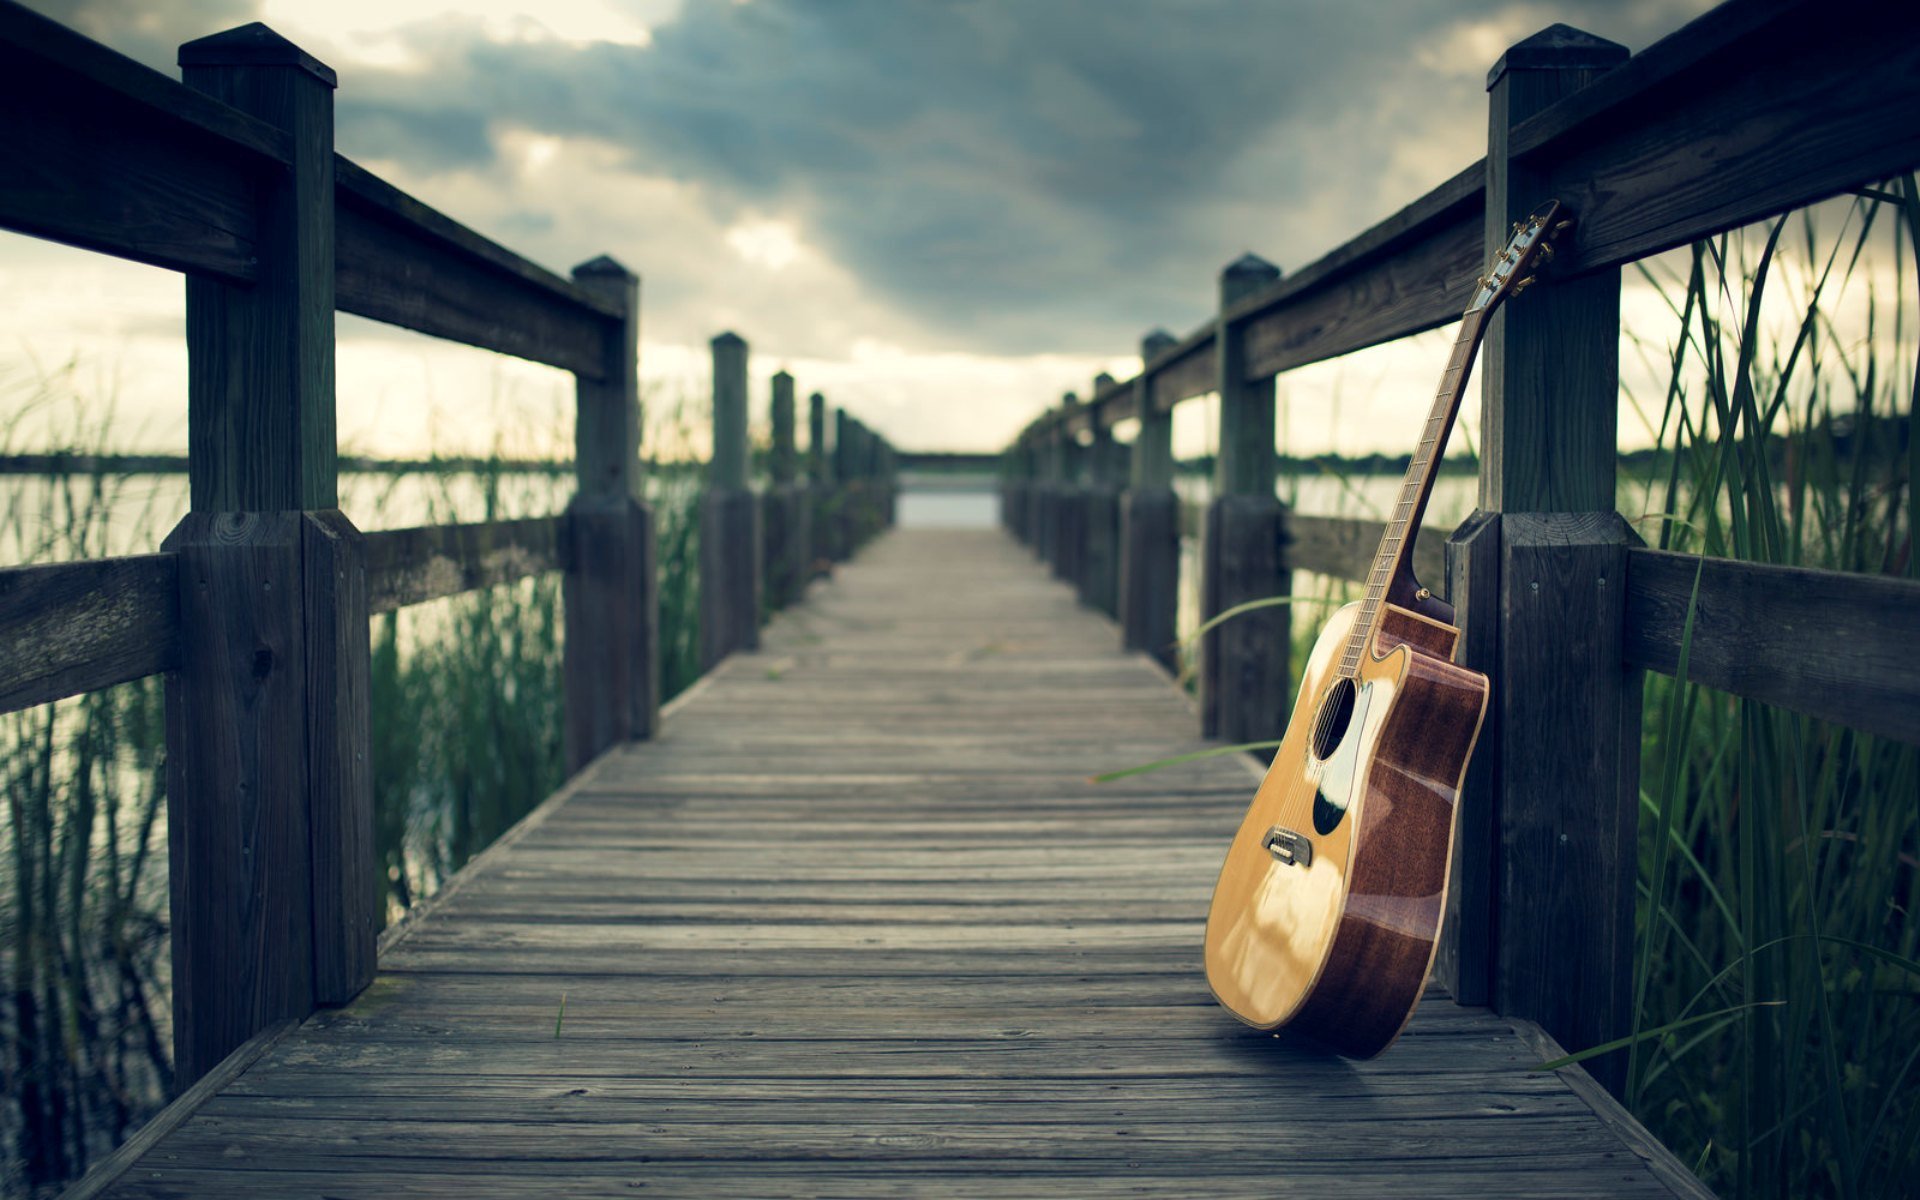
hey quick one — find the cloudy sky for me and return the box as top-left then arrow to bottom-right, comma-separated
3,0 -> 1721,458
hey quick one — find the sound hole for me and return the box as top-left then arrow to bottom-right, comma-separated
1310,678 -> 1357,761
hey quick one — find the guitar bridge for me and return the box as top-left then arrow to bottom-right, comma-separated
1262,826 -> 1313,868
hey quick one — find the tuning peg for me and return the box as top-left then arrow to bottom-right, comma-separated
1510,275 -> 1536,296
1552,220 -> 1575,237
1537,243 -> 1557,262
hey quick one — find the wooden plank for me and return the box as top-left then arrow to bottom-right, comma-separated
1623,548 -> 1920,745
180,25 -> 341,514
300,510 -> 376,1005
1437,510 -> 1500,1006
95,529 -> 1695,1199
1241,163 -> 1485,380
1496,512 -> 1642,1095
1288,512 -> 1445,587
1480,27 -> 1627,516
564,256 -> 657,766
334,159 -> 615,377
0,1 -> 283,281
163,512 -> 317,1085
0,554 -> 179,714
1515,0 -> 1920,281
363,516 -> 563,614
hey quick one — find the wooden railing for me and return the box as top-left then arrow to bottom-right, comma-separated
0,1 -> 892,1087
1000,0 -> 1920,1093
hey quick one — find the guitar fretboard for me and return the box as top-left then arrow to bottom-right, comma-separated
1335,310 -> 1487,679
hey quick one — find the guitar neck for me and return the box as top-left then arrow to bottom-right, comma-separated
1336,309 -> 1489,678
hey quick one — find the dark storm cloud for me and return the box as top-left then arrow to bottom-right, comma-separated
24,0 -> 1716,355
26,0 -> 261,70
331,0 -> 1712,353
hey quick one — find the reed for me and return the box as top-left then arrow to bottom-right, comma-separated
0,380 -> 172,1198
0,379 -> 711,1197
1622,180 -> 1918,1200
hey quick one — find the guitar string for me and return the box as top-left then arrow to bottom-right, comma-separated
1270,215 -> 1543,854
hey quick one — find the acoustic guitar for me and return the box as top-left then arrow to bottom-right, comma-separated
1203,202 -> 1568,1057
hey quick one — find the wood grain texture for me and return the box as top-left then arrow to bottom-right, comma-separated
334,159 -> 616,376
1241,166 -> 1484,381
1496,512 -> 1643,1095
364,516 -> 564,614
1480,27 -> 1626,515
162,512 -> 317,1084
1623,548 -> 1920,745
0,553 -> 179,714
1519,0 -> 1920,282
95,528 -> 1697,1198
182,37 -> 339,513
0,2 -> 285,281
563,498 -> 658,772
1437,510 -> 1501,1005
299,509 -> 376,1006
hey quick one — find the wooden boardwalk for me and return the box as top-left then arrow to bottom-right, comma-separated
93,529 -> 1706,1198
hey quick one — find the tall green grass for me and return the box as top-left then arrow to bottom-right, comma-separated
1622,181 -> 1918,1200
0,380 -> 709,1197
0,386 -> 172,1199
1154,182 -> 1917,1199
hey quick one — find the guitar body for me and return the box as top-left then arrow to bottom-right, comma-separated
1204,601 -> 1488,1057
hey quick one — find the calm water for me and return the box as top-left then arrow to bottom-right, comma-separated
897,488 -> 998,529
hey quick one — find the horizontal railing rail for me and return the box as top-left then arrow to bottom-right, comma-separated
364,516 -> 567,615
1622,549 -> 1920,745
0,0 -> 899,1120
1004,0 -> 1920,1106
0,554 -> 180,713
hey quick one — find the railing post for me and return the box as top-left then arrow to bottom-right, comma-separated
830,407 -> 854,561
1122,330 -> 1180,670
1052,393 -> 1083,586
1200,253 -> 1287,751
879,439 -> 897,528
1002,431 -> 1029,541
1082,374 -> 1123,617
1443,25 -> 1637,1093
1031,416 -> 1056,565
762,370 -> 808,610
564,256 -> 656,773
807,390 -> 834,572
700,332 -> 761,668
166,24 -> 374,1084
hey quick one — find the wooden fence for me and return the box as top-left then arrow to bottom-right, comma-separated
0,2 -> 892,1087
1000,0 -> 1920,1093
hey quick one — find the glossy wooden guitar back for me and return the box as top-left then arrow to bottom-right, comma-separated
1204,602 -> 1488,1056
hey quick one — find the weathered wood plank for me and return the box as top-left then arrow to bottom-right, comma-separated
334,159 -> 616,376
1517,0 -> 1920,282
97,529 -> 1696,1199
0,554 -> 179,714
1623,548 -> 1920,744
364,516 -> 564,613
0,1 -> 284,281
1288,512 -> 1446,587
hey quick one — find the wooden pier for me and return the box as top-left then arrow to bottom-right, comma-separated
84,530 -> 1704,1198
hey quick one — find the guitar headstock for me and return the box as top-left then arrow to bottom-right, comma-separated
1465,200 -> 1571,315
